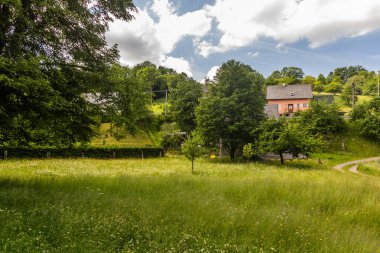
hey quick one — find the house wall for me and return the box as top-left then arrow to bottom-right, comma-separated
267,99 -> 312,115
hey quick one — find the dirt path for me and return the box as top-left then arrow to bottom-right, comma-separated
333,157 -> 380,173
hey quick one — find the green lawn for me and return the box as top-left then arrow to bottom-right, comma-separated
1,157 -> 380,252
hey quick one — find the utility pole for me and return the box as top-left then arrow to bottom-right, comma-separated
377,71 -> 379,97
352,82 -> 355,109
164,90 -> 168,116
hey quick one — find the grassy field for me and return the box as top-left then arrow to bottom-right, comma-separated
359,162 -> 380,176
1,157 -> 380,252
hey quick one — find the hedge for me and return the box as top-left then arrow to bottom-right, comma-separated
0,147 -> 164,159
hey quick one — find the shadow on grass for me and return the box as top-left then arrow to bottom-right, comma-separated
203,155 -> 326,170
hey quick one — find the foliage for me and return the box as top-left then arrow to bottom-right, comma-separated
313,80 -> 325,93
302,75 -> 316,84
351,97 -> 380,140
98,65 -> 151,134
333,66 -> 367,83
160,133 -> 185,152
266,66 -> 304,85
0,147 -> 164,159
317,74 -> 326,84
340,83 -> 358,106
170,79 -> 203,132
242,143 -> 255,161
0,57 -> 99,147
296,101 -> 345,136
196,60 -> 266,160
258,118 -> 324,164
181,134 -> 205,173
0,0 -> 137,147
324,79 -> 343,95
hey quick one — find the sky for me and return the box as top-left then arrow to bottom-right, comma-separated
106,0 -> 380,81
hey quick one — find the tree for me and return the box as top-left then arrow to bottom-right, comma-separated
242,143 -> 255,162
340,83 -> 358,106
313,81 -> 325,93
181,134 -> 205,173
317,74 -> 326,85
302,75 -> 317,85
351,98 -> 380,140
296,101 -> 345,136
0,0 -> 136,65
280,67 -> 304,83
0,0 -> 137,147
266,67 -> 304,85
98,65 -> 151,134
170,79 -> 203,132
196,60 -> 266,160
325,77 -> 343,95
258,118 -> 324,164
333,66 -> 367,83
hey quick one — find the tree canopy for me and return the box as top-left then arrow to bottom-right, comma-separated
196,60 -> 266,160
0,0 -> 138,147
258,118 -> 324,164
170,79 -> 203,133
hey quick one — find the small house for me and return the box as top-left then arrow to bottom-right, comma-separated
266,84 -> 313,117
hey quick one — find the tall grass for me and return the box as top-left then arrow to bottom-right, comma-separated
0,158 -> 380,252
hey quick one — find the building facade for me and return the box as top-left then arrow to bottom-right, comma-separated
266,84 -> 313,117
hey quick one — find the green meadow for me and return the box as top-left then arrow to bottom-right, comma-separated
1,157 -> 380,252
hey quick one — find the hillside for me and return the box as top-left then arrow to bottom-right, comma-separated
91,123 -> 154,147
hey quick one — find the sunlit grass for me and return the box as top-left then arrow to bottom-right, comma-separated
91,123 -> 153,147
0,157 -> 380,252
359,162 -> 380,177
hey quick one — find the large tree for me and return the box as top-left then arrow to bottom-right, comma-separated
258,118 -> 324,164
170,79 -> 203,133
196,60 -> 266,160
0,0 -> 137,147
266,67 -> 304,85
296,101 -> 345,136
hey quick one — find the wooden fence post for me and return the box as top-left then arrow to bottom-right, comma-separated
141,150 -> 144,159
47,152 -> 50,158
4,150 -> 8,160
112,151 -> 116,159
81,151 -> 84,158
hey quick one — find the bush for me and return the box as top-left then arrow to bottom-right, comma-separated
0,147 -> 164,159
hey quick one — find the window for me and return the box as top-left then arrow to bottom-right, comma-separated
290,92 -> 295,96
303,103 -> 308,108
297,104 -> 300,108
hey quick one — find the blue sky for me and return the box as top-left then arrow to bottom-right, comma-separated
106,0 -> 380,81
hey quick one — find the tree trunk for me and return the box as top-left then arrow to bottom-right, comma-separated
280,153 -> 284,164
229,146 -> 237,161
191,160 -> 194,174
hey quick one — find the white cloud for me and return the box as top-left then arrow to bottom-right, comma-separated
196,0 -> 380,56
248,51 -> 260,58
204,65 -> 220,81
159,56 -> 193,77
106,0 -> 212,76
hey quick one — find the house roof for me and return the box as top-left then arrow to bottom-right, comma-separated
266,84 -> 313,100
